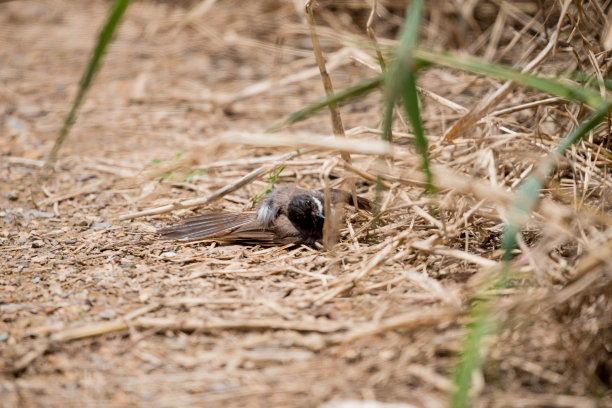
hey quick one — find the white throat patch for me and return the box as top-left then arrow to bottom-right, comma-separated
312,197 -> 323,215
256,201 -> 276,227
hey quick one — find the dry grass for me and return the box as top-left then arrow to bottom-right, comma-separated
0,1 -> 610,407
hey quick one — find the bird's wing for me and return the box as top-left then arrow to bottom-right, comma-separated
158,212 -> 259,241
216,214 -> 303,245
158,212 -> 304,245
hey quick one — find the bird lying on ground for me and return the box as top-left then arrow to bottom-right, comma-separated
158,185 -> 371,245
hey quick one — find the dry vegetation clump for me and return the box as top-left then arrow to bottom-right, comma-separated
0,1 -> 610,407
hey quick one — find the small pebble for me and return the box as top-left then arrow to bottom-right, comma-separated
32,276 -> 40,284
160,251 -> 177,258
7,116 -> 28,131
91,222 -> 111,229
2,191 -> 18,201
0,332 -> 9,342
23,210 -> 54,219
100,309 -> 116,320
64,239 -> 76,244
31,240 -> 44,248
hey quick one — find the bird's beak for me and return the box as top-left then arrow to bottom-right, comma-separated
316,212 -> 325,220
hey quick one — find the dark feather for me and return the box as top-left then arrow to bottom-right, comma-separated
212,215 -> 302,246
158,212 -> 257,241
158,212 -> 303,245
158,186 -> 372,246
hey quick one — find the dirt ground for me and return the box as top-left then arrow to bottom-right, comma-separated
1,1 -> 611,407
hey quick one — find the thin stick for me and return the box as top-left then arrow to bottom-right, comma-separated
303,1 -> 347,145
304,0 -> 358,208
320,158 -> 340,249
50,316 -> 348,343
118,149 -> 302,220
228,132 -> 392,156
366,0 -> 386,71
330,307 -> 461,344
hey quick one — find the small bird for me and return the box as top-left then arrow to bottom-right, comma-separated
158,186 -> 371,245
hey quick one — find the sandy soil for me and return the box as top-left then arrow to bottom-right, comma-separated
1,1 -> 610,407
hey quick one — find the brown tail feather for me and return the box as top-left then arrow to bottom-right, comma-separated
158,212 -> 257,241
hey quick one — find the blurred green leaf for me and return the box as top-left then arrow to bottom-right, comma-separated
415,49 -> 607,107
267,75 -> 383,132
452,103 -> 611,408
39,0 -> 131,183
184,169 -> 206,182
253,165 -> 286,205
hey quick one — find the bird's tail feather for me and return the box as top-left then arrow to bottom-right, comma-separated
158,212 -> 258,241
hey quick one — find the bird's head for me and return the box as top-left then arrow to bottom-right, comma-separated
287,193 -> 325,230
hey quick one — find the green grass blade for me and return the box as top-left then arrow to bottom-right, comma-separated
267,75 -> 383,133
278,47 -> 606,137
39,0 -> 131,182
252,165 -> 286,205
385,0 -> 434,193
553,105 -> 610,154
400,70 -> 433,192
451,102 -> 610,408
399,0 -> 422,60
451,302 -> 495,408
499,102 -> 610,283
415,49 -> 606,107
380,89 -> 395,142
569,70 -> 612,91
